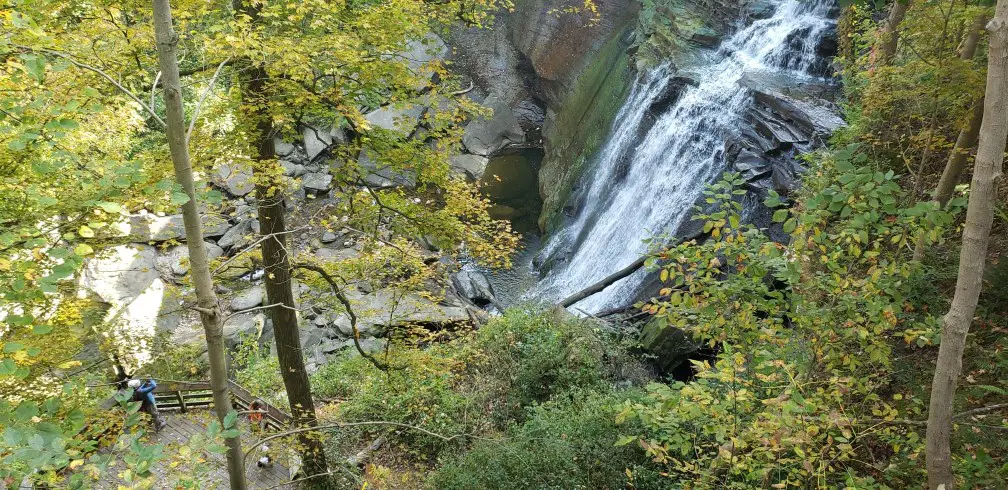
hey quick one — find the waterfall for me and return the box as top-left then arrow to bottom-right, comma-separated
530,1 -> 836,313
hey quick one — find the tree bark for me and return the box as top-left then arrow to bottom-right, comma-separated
231,0 -> 331,481
879,0 -> 912,64
150,2 -> 247,489
926,3 -> 1008,488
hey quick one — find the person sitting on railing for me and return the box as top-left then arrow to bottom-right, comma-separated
127,378 -> 166,432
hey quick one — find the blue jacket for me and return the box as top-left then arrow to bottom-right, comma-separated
134,379 -> 157,406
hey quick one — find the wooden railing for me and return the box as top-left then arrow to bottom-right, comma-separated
150,379 -> 292,430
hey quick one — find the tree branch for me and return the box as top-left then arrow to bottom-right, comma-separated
186,57 -> 232,144
243,420 -> 462,462
292,262 -> 389,371
13,44 -> 166,127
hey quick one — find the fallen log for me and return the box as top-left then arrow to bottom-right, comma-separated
557,229 -> 706,309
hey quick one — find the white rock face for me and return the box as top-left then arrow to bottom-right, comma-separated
78,245 -> 169,369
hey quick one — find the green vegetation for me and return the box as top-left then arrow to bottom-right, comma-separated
2,0 -> 1007,488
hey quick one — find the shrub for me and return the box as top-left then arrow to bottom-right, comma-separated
472,307 -> 610,423
310,341 -> 486,456
231,334 -> 285,406
428,388 -> 661,490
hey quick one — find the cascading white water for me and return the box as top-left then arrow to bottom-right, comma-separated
531,0 -> 835,313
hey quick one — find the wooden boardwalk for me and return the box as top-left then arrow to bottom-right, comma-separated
93,380 -> 297,489
95,410 -> 293,489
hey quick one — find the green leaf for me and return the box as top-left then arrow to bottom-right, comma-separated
14,401 -> 39,421
782,218 -> 797,234
170,192 -> 191,206
77,226 -> 95,238
74,243 -> 94,256
97,202 -> 123,213
32,324 -> 53,335
772,209 -> 789,223
3,343 -> 24,354
223,409 -> 238,429
615,435 -> 637,447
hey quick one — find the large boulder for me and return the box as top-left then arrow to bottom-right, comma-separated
223,312 -> 264,349
462,96 -> 525,156
449,154 -> 489,181
451,270 -> 497,307
301,172 -> 333,194
303,125 -> 333,161
401,33 -> 449,90
316,289 -> 470,339
639,318 -> 700,375
230,285 -> 265,311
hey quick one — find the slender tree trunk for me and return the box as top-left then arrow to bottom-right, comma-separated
959,12 -> 989,59
913,11 -> 990,261
926,3 -> 1007,488
231,0 -> 331,482
150,1 -> 247,489
879,0 -> 912,64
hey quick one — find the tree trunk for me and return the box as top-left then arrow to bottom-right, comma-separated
926,4 -> 1007,489
150,1 -> 247,489
959,12 -> 989,60
912,13 -> 990,261
231,0 -> 331,481
879,0 -> 912,64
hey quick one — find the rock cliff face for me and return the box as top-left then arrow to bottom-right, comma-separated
446,0 -> 641,232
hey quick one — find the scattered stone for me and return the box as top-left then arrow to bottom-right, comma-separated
281,160 -> 307,177
217,220 -> 255,250
230,286 -> 265,311
321,339 -> 351,354
212,163 -> 254,197
356,338 -> 387,355
314,313 -> 332,328
123,212 -> 230,243
321,231 -> 338,244
316,247 -> 358,262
